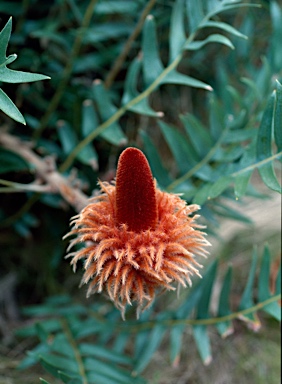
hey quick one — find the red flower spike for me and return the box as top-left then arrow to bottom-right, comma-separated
115,147 -> 158,232
64,147 -> 211,318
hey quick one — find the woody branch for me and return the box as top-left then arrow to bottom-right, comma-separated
0,131 -> 89,212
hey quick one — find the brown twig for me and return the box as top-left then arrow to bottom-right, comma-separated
104,0 -> 157,89
0,132 -> 89,212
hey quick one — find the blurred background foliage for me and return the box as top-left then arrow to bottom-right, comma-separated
0,0 -> 281,383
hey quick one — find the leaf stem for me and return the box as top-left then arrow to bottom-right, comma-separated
116,294 -> 281,332
33,0 -> 98,141
61,318 -> 88,384
167,127 -> 229,191
59,31 -> 198,172
104,0 -> 157,89
231,151 -> 282,177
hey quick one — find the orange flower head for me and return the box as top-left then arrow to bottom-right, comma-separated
65,147 -> 210,317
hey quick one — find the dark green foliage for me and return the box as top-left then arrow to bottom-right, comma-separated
0,0 -> 281,382
16,245 -> 281,382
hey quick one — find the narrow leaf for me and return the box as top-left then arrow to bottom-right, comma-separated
140,130 -> 172,187
169,0 -> 186,61
79,343 -> 132,365
196,261 -> 218,319
134,322 -> 166,375
208,176 -> 232,199
0,68 -> 50,83
0,88 -> 25,124
192,326 -> 212,365
257,92 -> 275,161
216,266 -> 234,338
161,70 -> 212,91
274,80 -> 282,152
238,248 -> 261,329
122,57 -> 161,117
185,34 -> 234,51
93,81 -> 127,145
258,163 -> 281,193
256,91 -> 281,192
158,121 -> 197,174
258,245 -> 281,321
181,113 -> 214,156
39,379 -> 51,384
0,17 -> 12,61
57,121 -> 77,155
234,170 -> 253,198
206,3 -> 261,19
186,0 -> 204,33
209,95 -> 225,139
170,325 -> 185,365
142,15 -> 164,87
201,20 -> 248,39
192,183 -> 213,205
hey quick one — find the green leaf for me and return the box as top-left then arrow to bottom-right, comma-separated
257,92 -> 275,161
258,245 -> 281,321
39,379 -> 52,384
95,1 -> 139,15
176,278 -> 206,318
57,121 -> 77,155
0,18 -> 49,83
78,100 -> 99,169
192,325 -> 212,365
142,15 -> 164,87
209,94 -> 225,139
0,17 -> 12,61
201,20 -> 248,39
39,353 -> 79,376
0,67 -> 50,83
134,319 -> 167,375
257,91 -> 281,192
196,261 -> 217,319
212,202 -> 252,224
140,130 -> 172,188
208,176 -> 232,199
258,163 -> 281,193
169,0 -> 186,61
274,80 -> 282,152
79,343 -> 132,365
84,357 -> 135,384
206,3 -> 261,19
0,88 -> 25,124
185,34 -> 234,51
181,113 -> 214,157
170,325 -> 184,365
216,266 -> 234,338
186,0 -> 204,33
161,70 -> 212,91
0,147 -> 30,173
223,128 -> 257,144
51,334 -> 76,359
17,344 -> 50,370
123,56 -> 161,117
158,121 -> 197,174
238,248 -> 261,329
93,81 -> 127,145
192,182 -> 213,205
234,170 -> 253,198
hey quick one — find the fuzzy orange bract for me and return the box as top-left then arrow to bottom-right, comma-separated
65,150 -> 210,317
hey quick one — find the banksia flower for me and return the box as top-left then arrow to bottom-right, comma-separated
65,147 -> 210,317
